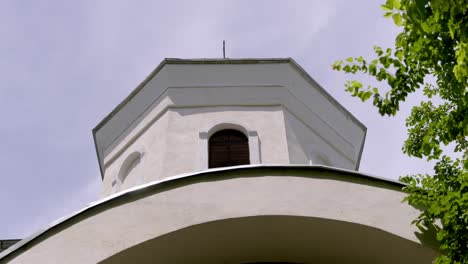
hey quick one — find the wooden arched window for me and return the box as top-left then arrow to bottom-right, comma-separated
209,129 -> 250,168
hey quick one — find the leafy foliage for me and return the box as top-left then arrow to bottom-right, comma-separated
333,0 -> 468,262
401,157 -> 468,263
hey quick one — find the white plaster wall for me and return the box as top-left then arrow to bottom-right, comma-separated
4,169 -> 435,264
101,112 -> 169,196
102,106 -> 289,196
162,106 -> 289,177
163,62 -> 365,161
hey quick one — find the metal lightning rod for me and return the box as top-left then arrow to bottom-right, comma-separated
223,40 -> 226,58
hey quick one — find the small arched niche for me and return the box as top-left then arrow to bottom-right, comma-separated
118,152 -> 142,184
208,129 -> 250,168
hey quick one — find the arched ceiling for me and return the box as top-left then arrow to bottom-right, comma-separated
100,215 -> 436,264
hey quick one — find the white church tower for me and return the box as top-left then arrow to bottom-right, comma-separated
93,58 -> 366,196
1,58 -> 437,264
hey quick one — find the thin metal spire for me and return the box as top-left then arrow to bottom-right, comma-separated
223,40 -> 226,58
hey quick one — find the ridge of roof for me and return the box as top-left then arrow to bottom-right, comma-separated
165,57 -> 292,64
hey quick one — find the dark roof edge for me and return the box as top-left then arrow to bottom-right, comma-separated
0,164 -> 404,262
165,58 -> 292,64
93,58 -> 168,133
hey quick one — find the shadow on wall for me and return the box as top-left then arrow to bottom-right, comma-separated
112,152 -> 143,190
408,202 -> 440,250
310,153 -> 332,166
413,222 -> 440,251
98,215 -> 437,264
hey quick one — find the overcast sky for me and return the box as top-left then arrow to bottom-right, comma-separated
0,0 -> 434,239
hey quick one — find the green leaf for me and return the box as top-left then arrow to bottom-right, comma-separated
421,22 -> 431,33
395,32 -> 405,47
346,57 -> 353,62
384,12 -> 393,18
395,49 -> 403,61
385,0 -> 394,9
351,80 -> 363,88
392,13 -> 403,26
361,91 -> 373,101
381,5 -> 393,11
369,64 -> 377,75
332,60 -> 343,71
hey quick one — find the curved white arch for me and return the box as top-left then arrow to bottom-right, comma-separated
113,150 -> 145,191
0,166 -> 437,264
118,152 -> 141,182
100,215 -> 436,264
206,122 -> 249,138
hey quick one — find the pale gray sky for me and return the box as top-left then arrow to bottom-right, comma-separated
0,0 -> 432,239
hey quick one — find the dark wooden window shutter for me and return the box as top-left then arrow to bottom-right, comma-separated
209,129 -> 250,168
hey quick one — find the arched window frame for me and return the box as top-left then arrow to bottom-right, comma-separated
208,129 -> 250,168
198,123 -> 260,170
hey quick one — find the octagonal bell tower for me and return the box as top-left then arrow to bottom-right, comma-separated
93,58 -> 366,197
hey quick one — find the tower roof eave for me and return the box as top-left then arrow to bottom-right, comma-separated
92,58 -> 367,179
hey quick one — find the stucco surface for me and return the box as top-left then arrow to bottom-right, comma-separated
1,167 -> 437,264
94,59 -> 366,186
101,98 -> 362,196
101,106 -> 290,196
